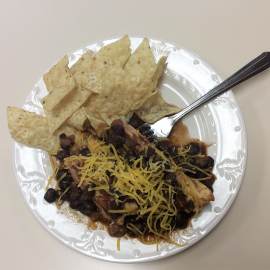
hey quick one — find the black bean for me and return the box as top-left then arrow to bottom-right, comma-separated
125,150 -> 136,162
128,113 -> 145,129
187,142 -> 200,156
84,184 -> 96,197
194,156 -> 211,169
125,215 -> 137,224
185,200 -> 195,212
139,147 -> 156,159
108,223 -> 127,237
59,133 -> 66,140
196,171 -> 207,179
170,218 -> 176,230
68,191 -> 81,202
175,211 -> 189,229
109,200 -> 123,219
173,157 -> 182,166
127,221 -> 146,237
165,172 -> 177,186
80,148 -> 90,156
200,180 -> 214,193
163,160 -> 171,170
70,199 -> 83,210
168,146 -> 178,157
208,156 -> 214,168
59,133 -> 73,150
110,200 -> 123,210
60,193 -> 69,201
80,191 -> 94,201
60,144 -> 69,150
56,150 -> 70,161
156,141 -> 168,152
56,169 -> 68,180
65,174 -> 74,183
80,209 -> 95,217
106,170 -> 112,178
56,190 -> 69,201
59,180 -> 70,191
142,159 -> 149,169
44,188 -> 57,203
108,133 -> 125,148
82,200 -> 96,211
181,164 -> 197,177
141,214 -> 149,223
156,160 -> 171,172
111,124 -> 125,136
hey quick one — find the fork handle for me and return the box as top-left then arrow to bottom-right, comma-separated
172,51 -> 270,124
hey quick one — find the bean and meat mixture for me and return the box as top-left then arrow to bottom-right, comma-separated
44,113 -> 216,246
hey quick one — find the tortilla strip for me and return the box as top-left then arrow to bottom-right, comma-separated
54,123 -> 82,141
135,89 -> 181,123
153,56 -> 168,86
100,111 -> 133,126
83,108 -> 107,137
95,35 -> 131,68
70,50 -> 103,94
44,85 -> 91,134
7,107 -> 59,152
41,55 -> 76,111
65,107 -> 87,131
124,37 -> 158,87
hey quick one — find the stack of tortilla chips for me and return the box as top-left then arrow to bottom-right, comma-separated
7,35 -> 181,153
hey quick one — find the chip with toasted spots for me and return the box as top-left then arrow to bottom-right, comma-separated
135,90 -> 181,123
44,85 -> 92,134
65,107 -> 88,131
99,111 -> 133,126
42,55 -> 76,111
7,107 -> 59,152
152,56 -> 168,86
83,108 -> 107,137
70,50 -> 103,93
124,38 -> 158,87
96,35 -> 131,68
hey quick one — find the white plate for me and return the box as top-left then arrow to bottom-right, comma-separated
13,36 -> 247,263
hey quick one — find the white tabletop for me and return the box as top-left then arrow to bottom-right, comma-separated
1,1 -> 270,269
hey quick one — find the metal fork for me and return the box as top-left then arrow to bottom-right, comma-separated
138,51 -> 270,142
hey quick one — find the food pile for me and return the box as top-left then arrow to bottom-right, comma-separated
7,35 -> 216,248
44,116 -> 215,248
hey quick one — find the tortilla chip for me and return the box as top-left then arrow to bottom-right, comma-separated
135,90 -> 181,123
54,123 -> 82,141
96,35 -> 131,68
43,85 -> 91,134
124,38 -> 157,86
70,50 -> 103,94
83,108 -> 108,137
153,56 -> 168,86
89,67 -> 148,116
7,107 -> 59,152
65,107 -> 87,131
42,55 -> 76,111
100,111 -> 133,126
131,88 -> 157,111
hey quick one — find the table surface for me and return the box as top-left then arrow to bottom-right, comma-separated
1,1 -> 270,269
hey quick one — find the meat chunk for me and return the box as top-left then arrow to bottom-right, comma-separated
123,123 -> 150,150
115,201 -> 139,226
93,190 -> 113,221
64,158 -> 84,185
176,170 -> 214,212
